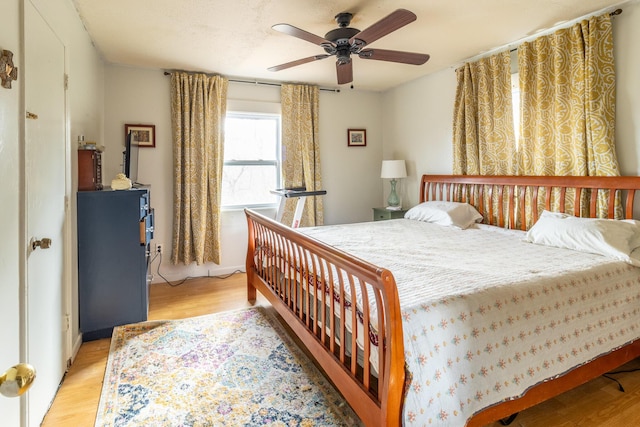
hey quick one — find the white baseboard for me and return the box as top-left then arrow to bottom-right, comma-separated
70,333 -> 83,364
150,265 -> 246,285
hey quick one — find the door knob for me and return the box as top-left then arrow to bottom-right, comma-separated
31,237 -> 52,250
0,363 -> 36,397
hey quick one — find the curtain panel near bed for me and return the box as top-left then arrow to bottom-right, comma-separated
453,14 -> 619,225
453,51 -> 515,224
453,50 -> 516,176
170,72 -> 228,265
517,12 -> 620,219
281,83 -> 324,227
517,13 -> 618,177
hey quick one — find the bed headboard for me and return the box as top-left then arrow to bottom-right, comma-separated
420,175 -> 640,230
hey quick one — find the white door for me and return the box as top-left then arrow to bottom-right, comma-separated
24,1 -> 68,424
0,16 -> 22,424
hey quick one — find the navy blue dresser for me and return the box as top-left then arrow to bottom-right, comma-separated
77,188 -> 153,340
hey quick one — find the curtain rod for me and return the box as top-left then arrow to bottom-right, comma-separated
461,7 -> 623,62
506,8 -> 622,52
163,71 -> 340,93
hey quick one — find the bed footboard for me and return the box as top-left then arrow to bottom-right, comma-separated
245,209 -> 406,426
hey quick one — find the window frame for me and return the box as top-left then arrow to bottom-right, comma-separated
511,71 -> 520,148
221,111 -> 282,210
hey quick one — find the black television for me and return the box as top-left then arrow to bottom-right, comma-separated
123,131 -> 141,186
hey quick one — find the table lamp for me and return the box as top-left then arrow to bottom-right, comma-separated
380,160 -> 407,209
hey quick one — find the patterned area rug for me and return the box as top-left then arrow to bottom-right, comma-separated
95,306 -> 361,426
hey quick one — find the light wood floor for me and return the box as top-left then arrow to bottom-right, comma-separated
42,274 -> 640,426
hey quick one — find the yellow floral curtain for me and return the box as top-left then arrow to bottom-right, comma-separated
453,50 -> 516,175
170,72 -> 228,265
517,13 -> 619,218
280,83 -> 324,227
453,51 -> 515,222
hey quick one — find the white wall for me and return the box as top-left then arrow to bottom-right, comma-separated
383,2 -> 640,208
320,88 -> 384,224
382,69 -> 457,207
103,66 -> 384,282
613,2 -> 640,175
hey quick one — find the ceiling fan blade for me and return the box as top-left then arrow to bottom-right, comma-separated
336,61 -> 353,85
272,23 -> 333,47
268,55 -> 330,72
349,9 -> 416,47
359,48 -> 430,65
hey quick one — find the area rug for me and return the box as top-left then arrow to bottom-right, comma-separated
95,306 -> 361,426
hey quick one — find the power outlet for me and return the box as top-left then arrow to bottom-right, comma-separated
155,243 -> 163,254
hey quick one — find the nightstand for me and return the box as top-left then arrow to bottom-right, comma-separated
373,207 -> 408,221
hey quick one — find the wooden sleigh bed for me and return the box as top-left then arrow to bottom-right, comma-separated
245,175 -> 640,426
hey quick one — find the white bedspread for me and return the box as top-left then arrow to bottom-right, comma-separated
300,219 -> 640,426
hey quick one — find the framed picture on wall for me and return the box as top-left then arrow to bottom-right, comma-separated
347,129 -> 366,147
125,124 -> 156,148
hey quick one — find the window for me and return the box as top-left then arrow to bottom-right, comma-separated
511,72 -> 520,146
221,112 -> 281,208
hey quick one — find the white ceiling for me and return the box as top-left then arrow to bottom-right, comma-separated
71,0 -> 630,92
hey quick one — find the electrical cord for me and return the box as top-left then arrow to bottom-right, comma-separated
602,366 -> 640,392
148,250 -> 244,287
602,374 -> 625,392
606,367 -> 640,375
499,413 -> 518,425
488,365 -> 640,425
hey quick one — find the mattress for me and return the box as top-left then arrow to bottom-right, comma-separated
299,218 -> 640,426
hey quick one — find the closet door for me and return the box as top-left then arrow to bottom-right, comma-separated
24,1 -> 68,425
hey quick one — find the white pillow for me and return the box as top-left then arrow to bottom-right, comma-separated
622,219 -> 640,251
404,201 -> 483,229
525,210 -> 640,265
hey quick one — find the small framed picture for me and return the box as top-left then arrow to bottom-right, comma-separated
125,124 -> 156,148
347,129 -> 366,147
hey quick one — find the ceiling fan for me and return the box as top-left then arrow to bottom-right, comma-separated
268,9 -> 430,85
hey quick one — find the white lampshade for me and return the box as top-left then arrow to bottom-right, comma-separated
380,160 -> 407,179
